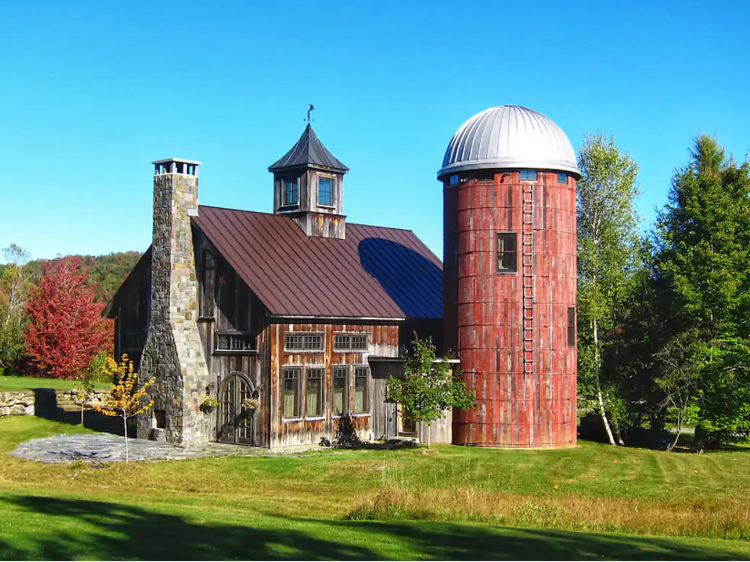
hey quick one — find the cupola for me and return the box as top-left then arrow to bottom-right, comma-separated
269,124 -> 349,239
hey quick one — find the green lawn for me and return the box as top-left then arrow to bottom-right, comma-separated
1,416 -> 750,560
0,375 -> 110,392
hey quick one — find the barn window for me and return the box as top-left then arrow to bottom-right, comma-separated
318,177 -> 333,206
215,332 -> 257,353
496,233 -> 518,273
306,368 -> 324,418
353,366 -> 370,414
333,366 -> 349,416
568,307 -> 576,348
520,170 -> 537,182
558,172 -> 569,184
334,334 -> 369,351
285,333 -> 324,352
200,251 -> 215,318
282,368 -> 301,419
284,179 -> 298,206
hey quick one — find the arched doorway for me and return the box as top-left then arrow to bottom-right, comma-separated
218,372 -> 257,445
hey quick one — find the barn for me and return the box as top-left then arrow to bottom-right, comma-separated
105,124 -> 444,448
107,104 -> 581,450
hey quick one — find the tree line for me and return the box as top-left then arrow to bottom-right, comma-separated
578,134 -> 750,452
0,250 -> 141,379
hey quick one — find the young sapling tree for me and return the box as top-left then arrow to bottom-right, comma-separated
386,336 -> 476,448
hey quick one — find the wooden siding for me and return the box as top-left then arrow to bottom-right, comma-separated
445,171 -> 577,447
112,252 -> 151,371
270,323 -> 399,448
194,229 -> 270,447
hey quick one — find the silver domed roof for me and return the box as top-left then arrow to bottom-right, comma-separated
438,105 -> 580,178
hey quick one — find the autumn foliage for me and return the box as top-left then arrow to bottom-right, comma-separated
96,354 -> 155,462
25,257 -> 110,379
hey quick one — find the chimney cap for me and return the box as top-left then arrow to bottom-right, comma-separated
152,158 -> 202,166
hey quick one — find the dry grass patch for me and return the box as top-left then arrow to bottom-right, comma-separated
347,486 -> 750,541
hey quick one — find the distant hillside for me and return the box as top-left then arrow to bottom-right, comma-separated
4,251 -> 142,303
75,251 -> 143,302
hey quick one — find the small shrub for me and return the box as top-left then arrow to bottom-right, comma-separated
333,414 -> 360,448
84,350 -> 113,383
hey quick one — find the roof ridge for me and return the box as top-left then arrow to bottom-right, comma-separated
198,205 -> 419,234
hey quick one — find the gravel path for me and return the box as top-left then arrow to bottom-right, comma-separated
11,433 -> 311,463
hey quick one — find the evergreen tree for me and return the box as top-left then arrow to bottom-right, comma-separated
653,135 -> 750,451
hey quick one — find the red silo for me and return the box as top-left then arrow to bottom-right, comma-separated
439,105 -> 580,448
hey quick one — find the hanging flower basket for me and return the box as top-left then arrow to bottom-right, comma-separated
200,396 -> 218,413
241,397 -> 260,411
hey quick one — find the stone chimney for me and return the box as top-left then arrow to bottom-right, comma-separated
137,158 -> 212,446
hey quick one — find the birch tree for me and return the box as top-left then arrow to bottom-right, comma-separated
0,245 -> 32,374
577,134 -> 641,446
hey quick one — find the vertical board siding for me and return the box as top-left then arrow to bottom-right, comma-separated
270,323 -> 399,448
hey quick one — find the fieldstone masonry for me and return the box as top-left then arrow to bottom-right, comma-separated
0,388 -> 110,418
137,160 -> 213,446
0,391 -> 35,417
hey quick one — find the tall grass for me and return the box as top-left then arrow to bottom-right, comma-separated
348,485 -> 750,540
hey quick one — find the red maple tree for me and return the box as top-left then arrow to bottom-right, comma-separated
25,257 -> 110,379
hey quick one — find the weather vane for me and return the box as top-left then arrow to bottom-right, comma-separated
306,104 -> 315,124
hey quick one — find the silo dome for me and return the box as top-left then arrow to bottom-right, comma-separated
438,105 -> 580,178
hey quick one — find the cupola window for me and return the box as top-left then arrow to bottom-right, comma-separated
520,170 -> 537,182
318,177 -> 333,206
557,173 -> 569,184
284,179 -> 298,206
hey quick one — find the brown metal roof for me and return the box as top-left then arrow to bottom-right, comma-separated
192,206 -> 443,320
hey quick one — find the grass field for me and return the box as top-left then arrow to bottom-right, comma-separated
0,375 -> 110,392
1,416 -> 750,560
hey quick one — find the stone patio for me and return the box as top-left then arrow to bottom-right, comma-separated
11,433 -> 316,463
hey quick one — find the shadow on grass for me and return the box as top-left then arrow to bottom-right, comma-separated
0,495 -> 747,561
32,389 -> 123,436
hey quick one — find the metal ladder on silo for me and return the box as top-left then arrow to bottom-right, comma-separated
521,183 -> 534,377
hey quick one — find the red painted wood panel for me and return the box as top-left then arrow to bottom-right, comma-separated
444,171 -> 577,447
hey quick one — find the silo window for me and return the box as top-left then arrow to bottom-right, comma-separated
558,173 -> 569,184
284,179 -> 298,206
496,233 -> 518,273
520,170 -> 537,182
567,307 -> 576,347
449,174 -> 459,186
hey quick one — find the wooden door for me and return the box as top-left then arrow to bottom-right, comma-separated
218,373 -> 255,445
399,404 -> 416,435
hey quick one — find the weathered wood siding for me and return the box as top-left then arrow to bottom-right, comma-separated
270,323 -> 399,448
112,252 -> 151,371
445,170 -> 577,447
194,230 -> 270,447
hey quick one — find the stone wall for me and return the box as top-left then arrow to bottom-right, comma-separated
0,391 -> 34,417
0,389 -> 110,418
138,163 -> 212,446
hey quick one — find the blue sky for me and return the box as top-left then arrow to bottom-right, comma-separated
1,0 -> 748,262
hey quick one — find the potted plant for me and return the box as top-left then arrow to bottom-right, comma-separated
200,396 -> 219,413
240,397 -> 260,418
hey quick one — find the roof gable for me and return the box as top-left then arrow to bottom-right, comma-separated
191,206 -> 442,320
268,124 -> 349,173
